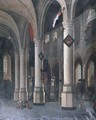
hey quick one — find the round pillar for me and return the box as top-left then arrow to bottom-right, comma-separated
14,51 -> 20,101
82,64 -> 86,79
33,40 -> 45,105
19,49 -> 28,101
61,21 -> 76,109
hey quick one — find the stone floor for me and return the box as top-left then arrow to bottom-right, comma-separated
0,99 -> 96,120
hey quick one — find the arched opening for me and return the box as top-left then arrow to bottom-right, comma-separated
0,37 -> 14,99
3,53 -> 12,99
75,64 -> 82,84
75,57 -> 82,84
42,1 -> 63,103
86,53 -> 96,93
75,57 -> 86,96
3,54 -> 11,80
44,1 -> 62,34
87,61 -> 95,88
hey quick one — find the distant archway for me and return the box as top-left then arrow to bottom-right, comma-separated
75,55 -> 83,83
0,37 -> 15,99
86,53 -> 96,92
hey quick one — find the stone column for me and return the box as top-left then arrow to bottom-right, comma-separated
19,49 -> 28,101
33,40 -> 45,104
82,64 -> 88,100
25,48 -> 28,99
61,21 -> 76,109
82,64 -> 85,79
14,50 -> 20,101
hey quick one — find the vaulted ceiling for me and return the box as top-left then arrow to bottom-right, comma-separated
0,0 -> 37,49
0,0 -> 95,46
75,0 -> 96,17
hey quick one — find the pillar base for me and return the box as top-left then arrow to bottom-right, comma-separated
61,107 -> 76,110
61,85 -> 76,109
14,89 -> 19,101
19,88 -> 28,101
33,87 -> 45,105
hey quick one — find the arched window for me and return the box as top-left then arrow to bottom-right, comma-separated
3,54 -> 11,81
75,64 -> 82,84
88,61 -> 94,87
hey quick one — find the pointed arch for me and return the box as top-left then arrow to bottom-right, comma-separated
72,0 -> 78,18
75,55 -> 83,84
39,0 -> 66,39
85,51 -> 96,88
0,10 -> 20,49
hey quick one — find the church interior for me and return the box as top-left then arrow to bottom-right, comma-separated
0,0 -> 96,111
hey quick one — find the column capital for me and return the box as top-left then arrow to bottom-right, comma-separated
34,39 -> 42,47
19,48 -> 25,55
62,20 -> 73,29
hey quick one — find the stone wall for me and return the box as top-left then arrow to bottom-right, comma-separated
43,25 -> 63,74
